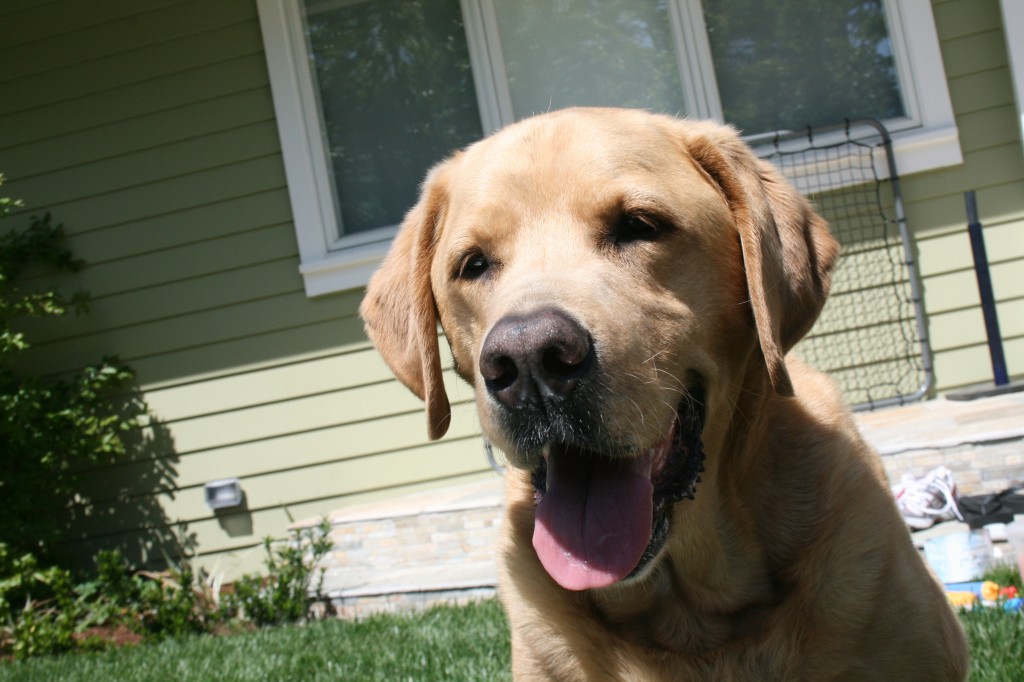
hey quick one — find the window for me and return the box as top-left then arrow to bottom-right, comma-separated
305,0 -> 483,243
258,0 -> 961,296
703,0 -> 906,133
485,1 -> 687,118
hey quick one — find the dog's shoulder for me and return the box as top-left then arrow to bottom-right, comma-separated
785,357 -> 856,429
772,356 -> 882,475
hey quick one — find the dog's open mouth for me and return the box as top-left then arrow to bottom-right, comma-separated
529,388 -> 706,591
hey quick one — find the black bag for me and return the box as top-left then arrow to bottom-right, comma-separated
957,484 -> 1024,529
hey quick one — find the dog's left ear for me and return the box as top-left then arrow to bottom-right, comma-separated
682,122 -> 839,396
359,162 -> 454,440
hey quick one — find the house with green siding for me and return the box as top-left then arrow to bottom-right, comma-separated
1,0 -> 1022,579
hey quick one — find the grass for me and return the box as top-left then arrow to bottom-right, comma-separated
0,600 -> 511,682
0,597 -> 1021,681
961,563 -> 1024,682
961,607 -> 1024,681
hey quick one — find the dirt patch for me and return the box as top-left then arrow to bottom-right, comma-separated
73,624 -> 144,649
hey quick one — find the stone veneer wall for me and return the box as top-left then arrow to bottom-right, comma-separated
306,395 -> 1024,617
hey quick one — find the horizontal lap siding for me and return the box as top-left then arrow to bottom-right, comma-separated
902,0 -> 1024,393
0,0 -> 485,577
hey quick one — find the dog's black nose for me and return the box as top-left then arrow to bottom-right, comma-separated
479,309 -> 593,409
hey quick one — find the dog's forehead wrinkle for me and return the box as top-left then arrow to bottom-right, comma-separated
460,124 -> 671,201
453,145 -> 730,253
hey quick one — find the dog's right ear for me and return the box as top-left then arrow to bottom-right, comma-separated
360,162 -> 454,440
680,120 -> 838,397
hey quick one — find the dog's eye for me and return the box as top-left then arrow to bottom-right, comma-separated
614,212 -> 663,244
458,251 -> 491,280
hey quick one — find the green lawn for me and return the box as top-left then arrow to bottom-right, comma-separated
0,601 -> 511,682
960,606 -> 1024,682
0,599 -> 1020,681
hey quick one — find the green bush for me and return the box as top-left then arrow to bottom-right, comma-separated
223,520 -> 334,626
0,546 -> 78,658
0,523 -> 336,659
0,175 -> 145,658
0,177 -> 337,660
88,550 -> 218,641
0,547 -> 217,659
0,175 -> 145,560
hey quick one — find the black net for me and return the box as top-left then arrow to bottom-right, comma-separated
756,120 -> 931,409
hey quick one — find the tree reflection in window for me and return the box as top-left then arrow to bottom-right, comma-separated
305,0 -> 483,236
704,0 -> 905,134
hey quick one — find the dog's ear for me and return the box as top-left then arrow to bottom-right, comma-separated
682,122 -> 839,396
360,163 -> 453,439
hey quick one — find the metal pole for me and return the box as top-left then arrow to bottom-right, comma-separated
964,190 -> 1009,386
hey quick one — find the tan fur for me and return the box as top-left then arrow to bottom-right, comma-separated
360,108 -> 969,681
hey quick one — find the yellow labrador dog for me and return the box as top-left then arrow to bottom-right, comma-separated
360,108 -> 968,680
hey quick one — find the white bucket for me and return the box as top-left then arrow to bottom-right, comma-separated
923,529 -> 993,583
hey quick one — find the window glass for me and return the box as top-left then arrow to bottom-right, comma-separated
304,0 -> 483,237
703,0 -> 905,134
491,0 -> 687,118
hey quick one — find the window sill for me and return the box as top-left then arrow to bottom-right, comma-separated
299,240 -> 392,297
890,124 -> 962,177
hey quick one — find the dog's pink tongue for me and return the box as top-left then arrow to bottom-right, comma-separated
533,452 -> 653,591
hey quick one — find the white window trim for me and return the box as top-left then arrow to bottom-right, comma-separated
1001,0 -> 1024,155
257,0 -> 386,297
883,0 -> 962,174
258,0 -> 962,297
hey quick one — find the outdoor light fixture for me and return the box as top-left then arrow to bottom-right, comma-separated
204,478 -> 244,510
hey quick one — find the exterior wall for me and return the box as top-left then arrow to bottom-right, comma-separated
0,0 -> 489,578
0,0 -> 1021,578
906,0 -> 1024,392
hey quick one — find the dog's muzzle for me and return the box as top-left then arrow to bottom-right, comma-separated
480,308 -> 706,591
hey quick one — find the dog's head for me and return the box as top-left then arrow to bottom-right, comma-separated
360,108 -> 837,591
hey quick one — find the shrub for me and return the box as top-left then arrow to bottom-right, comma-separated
0,544 -> 78,658
83,549 -> 219,642
0,175 -> 147,658
0,178 -> 335,659
223,519 -> 334,626
0,175 -> 145,560
0,547 -> 220,658
0,521 -> 337,659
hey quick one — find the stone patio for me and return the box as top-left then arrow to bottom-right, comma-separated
293,391 -> 1024,617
